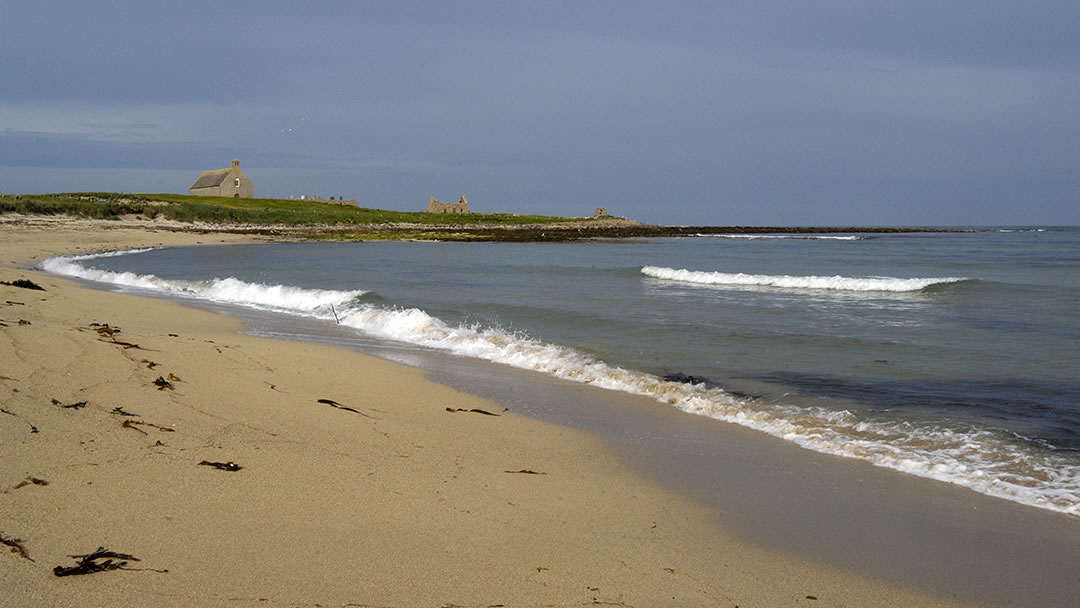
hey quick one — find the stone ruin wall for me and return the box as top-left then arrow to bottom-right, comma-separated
428,195 -> 470,214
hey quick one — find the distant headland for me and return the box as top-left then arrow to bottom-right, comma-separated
0,191 -> 975,242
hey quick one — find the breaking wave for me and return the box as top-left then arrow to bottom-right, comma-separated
65,247 -> 160,260
641,266 -> 969,292
39,251 -> 1078,516
40,251 -> 365,312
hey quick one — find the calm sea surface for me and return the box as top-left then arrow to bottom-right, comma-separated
43,227 -> 1080,515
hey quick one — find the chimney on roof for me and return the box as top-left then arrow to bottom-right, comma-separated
232,158 -> 240,169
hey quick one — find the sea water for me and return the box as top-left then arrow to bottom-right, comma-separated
41,228 -> 1080,516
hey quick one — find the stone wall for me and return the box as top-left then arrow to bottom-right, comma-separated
428,195 -> 470,214
296,193 -> 358,206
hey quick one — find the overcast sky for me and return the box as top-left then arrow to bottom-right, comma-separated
2,1 -> 1077,225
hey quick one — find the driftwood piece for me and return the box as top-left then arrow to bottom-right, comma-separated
505,469 -> 547,475
112,406 -> 138,417
53,547 -> 140,577
52,398 -> 87,410
153,376 -> 174,390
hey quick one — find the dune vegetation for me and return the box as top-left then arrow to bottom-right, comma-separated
0,192 -> 589,227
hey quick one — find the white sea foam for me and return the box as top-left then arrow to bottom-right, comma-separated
40,254 -> 364,312
332,303 -> 1079,515
641,266 -> 968,292
65,247 -> 160,261
39,252 -> 1078,516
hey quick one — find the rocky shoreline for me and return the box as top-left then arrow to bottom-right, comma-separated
0,212 -> 975,243
280,220 -> 976,242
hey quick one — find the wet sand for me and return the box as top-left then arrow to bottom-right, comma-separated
0,214 -> 1049,606
425,359 -> 1080,606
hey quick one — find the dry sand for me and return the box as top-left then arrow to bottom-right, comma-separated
0,215 -> 979,607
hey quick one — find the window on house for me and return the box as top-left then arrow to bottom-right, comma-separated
234,178 -> 240,188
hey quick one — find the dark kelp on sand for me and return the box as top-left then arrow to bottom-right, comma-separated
1,407 -> 38,433
51,398 -> 87,410
0,279 -> 45,291
317,398 -> 377,419
445,407 -> 502,416
198,460 -> 242,471
53,547 -> 166,576
11,477 -> 48,490
121,419 -> 175,434
1,533 -> 34,561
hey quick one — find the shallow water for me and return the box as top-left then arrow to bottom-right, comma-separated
41,227 -> 1080,515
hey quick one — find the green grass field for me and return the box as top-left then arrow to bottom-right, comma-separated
0,192 -> 588,227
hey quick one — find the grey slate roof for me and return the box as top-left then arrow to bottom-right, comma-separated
189,169 -> 230,189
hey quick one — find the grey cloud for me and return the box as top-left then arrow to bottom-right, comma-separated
2,1 -> 1078,224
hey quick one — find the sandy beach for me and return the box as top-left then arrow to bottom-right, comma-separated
0,216 -> 995,606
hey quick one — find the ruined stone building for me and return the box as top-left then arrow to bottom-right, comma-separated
428,195 -> 470,214
295,193 -> 359,206
189,159 -> 254,198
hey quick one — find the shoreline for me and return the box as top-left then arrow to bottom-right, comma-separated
0,215 -> 1070,606
423,357 -> 1080,605
0,207 -> 979,245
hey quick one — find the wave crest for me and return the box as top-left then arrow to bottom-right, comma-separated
40,254 -> 364,312
641,266 -> 968,292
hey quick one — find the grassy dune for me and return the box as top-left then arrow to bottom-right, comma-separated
0,192 -> 587,227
